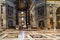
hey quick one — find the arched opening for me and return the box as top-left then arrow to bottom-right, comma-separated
39,20 -> 45,29
56,7 -> 60,29
8,20 -> 14,28
15,0 -> 31,29
37,6 -> 45,29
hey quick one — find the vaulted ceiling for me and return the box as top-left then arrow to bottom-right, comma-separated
16,0 -> 32,11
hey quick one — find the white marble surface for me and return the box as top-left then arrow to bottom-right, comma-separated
0,29 -> 60,40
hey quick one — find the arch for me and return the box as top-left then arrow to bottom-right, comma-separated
56,7 -> 60,15
8,20 -> 14,28
39,20 -> 45,29
56,7 -> 60,29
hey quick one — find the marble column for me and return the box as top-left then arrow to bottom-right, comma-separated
0,4 -> 2,29
32,6 -> 37,28
13,7 -> 16,27
2,4 -> 6,29
53,5 -> 57,30
46,5 -> 51,29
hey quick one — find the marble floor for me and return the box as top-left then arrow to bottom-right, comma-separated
0,29 -> 60,40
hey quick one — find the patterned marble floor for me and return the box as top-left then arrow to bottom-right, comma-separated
0,29 -> 60,40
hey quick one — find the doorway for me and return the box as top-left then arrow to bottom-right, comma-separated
39,20 -> 45,29
8,20 -> 15,28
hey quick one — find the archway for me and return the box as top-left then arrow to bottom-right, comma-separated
56,7 -> 60,29
38,6 -> 45,29
8,20 -> 15,28
39,20 -> 45,29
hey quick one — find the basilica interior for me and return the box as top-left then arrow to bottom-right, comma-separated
5,0 -> 47,30
0,0 -> 60,40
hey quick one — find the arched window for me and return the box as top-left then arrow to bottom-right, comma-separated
38,6 -> 44,16
8,6 -> 13,15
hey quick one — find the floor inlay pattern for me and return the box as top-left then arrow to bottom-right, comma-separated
0,29 -> 60,40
